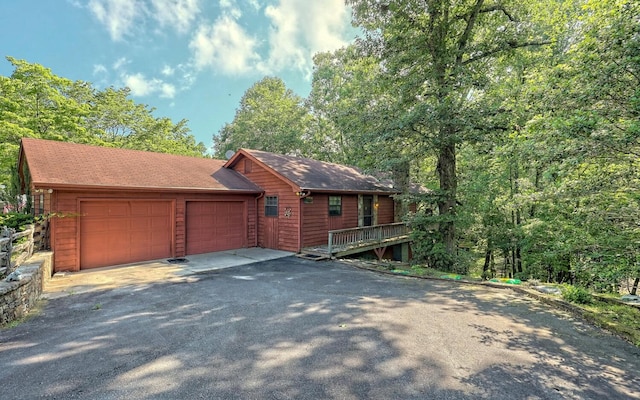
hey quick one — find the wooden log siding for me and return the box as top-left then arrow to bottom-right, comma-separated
231,159 -> 301,252
327,222 -> 410,256
0,225 -> 35,275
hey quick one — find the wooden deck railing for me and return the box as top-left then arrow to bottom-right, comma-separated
327,222 -> 410,256
0,224 -> 36,276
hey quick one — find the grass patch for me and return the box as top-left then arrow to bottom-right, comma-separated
368,262 -> 482,281
582,301 -> 640,346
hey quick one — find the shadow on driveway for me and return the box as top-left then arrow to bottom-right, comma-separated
1,257 -> 639,399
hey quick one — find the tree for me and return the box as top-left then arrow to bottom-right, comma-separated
347,0 -> 551,271
0,57 -> 207,190
518,0 -> 640,289
308,45 -> 387,167
213,77 -> 311,158
0,57 -> 96,185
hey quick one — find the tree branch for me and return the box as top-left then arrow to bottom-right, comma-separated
456,0 -> 486,65
461,40 -> 553,65
479,4 -> 518,22
456,3 -> 518,22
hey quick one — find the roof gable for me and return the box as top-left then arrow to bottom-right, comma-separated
20,138 -> 261,192
225,149 -> 399,194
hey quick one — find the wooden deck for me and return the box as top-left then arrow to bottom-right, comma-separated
301,223 -> 411,260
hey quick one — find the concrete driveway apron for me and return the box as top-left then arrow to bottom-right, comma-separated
43,248 -> 293,299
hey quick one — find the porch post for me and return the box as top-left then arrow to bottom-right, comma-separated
328,231 -> 334,257
373,195 -> 378,225
357,195 -> 363,227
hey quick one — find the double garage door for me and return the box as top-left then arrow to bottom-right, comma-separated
80,200 -> 246,270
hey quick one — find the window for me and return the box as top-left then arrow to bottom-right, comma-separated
265,196 -> 278,217
329,196 -> 342,216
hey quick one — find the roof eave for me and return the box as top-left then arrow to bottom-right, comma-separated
32,182 -> 263,195
300,188 -> 401,195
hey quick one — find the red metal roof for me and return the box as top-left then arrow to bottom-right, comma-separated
20,138 -> 261,192
226,149 -> 400,194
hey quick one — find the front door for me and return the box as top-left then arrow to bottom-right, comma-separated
264,217 -> 279,249
362,195 -> 374,226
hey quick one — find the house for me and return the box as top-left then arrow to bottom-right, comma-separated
18,138 -> 405,273
224,149 -> 400,252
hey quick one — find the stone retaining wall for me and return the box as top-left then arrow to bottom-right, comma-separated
0,252 -> 53,325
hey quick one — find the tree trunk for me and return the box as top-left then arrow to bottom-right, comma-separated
631,277 -> 640,296
515,209 -> 523,274
437,141 -> 457,266
482,241 -> 493,280
530,167 -> 541,217
503,250 -> 511,278
511,161 -> 523,275
392,160 -> 411,222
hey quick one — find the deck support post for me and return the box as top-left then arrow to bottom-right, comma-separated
373,246 -> 387,261
401,242 -> 410,263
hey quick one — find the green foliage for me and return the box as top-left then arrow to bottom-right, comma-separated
0,212 -> 34,230
0,57 -> 206,186
409,207 -> 469,274
212,77 -> 310,158
307,45 -> 403,169
562,285 -> 593,305
344,0 -> 555,271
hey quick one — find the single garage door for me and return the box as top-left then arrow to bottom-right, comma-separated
186,201 -> 246,255
80,201 -> 173,269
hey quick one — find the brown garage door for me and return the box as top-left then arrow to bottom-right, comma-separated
186,201 -> 246,255
80,201 -> 172,269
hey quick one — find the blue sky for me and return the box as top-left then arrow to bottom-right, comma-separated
0,0 -> 357,151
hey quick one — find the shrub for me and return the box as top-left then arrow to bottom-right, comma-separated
0,212 -> 34,231
562,285 -> 593,305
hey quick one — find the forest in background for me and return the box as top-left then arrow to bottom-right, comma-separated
215,0 -> 639,291
0,0 -> 637,291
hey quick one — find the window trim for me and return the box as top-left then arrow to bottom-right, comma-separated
328,195 -> 342,216
265,195 -> 278,217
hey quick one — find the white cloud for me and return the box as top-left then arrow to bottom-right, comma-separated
120,73 -> 175,99
87,0 -> 143,41
150,0 -> 200,34
113,57 -> 129,70
189,16 -> 261,75
219,0 -> 242,19
160,83 -> 177,98
86,0 -> 353,83
189,0 -> 351,78
264,0 -> 351,77
86,0 -> 200,41
161,64 -> 175,76
247,0 -> 260,11
176,63 -> 197,89
93,64 -> 108,75
123,73 -> 157,96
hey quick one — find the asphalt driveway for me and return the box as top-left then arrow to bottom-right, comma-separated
1,257 -> 639,399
